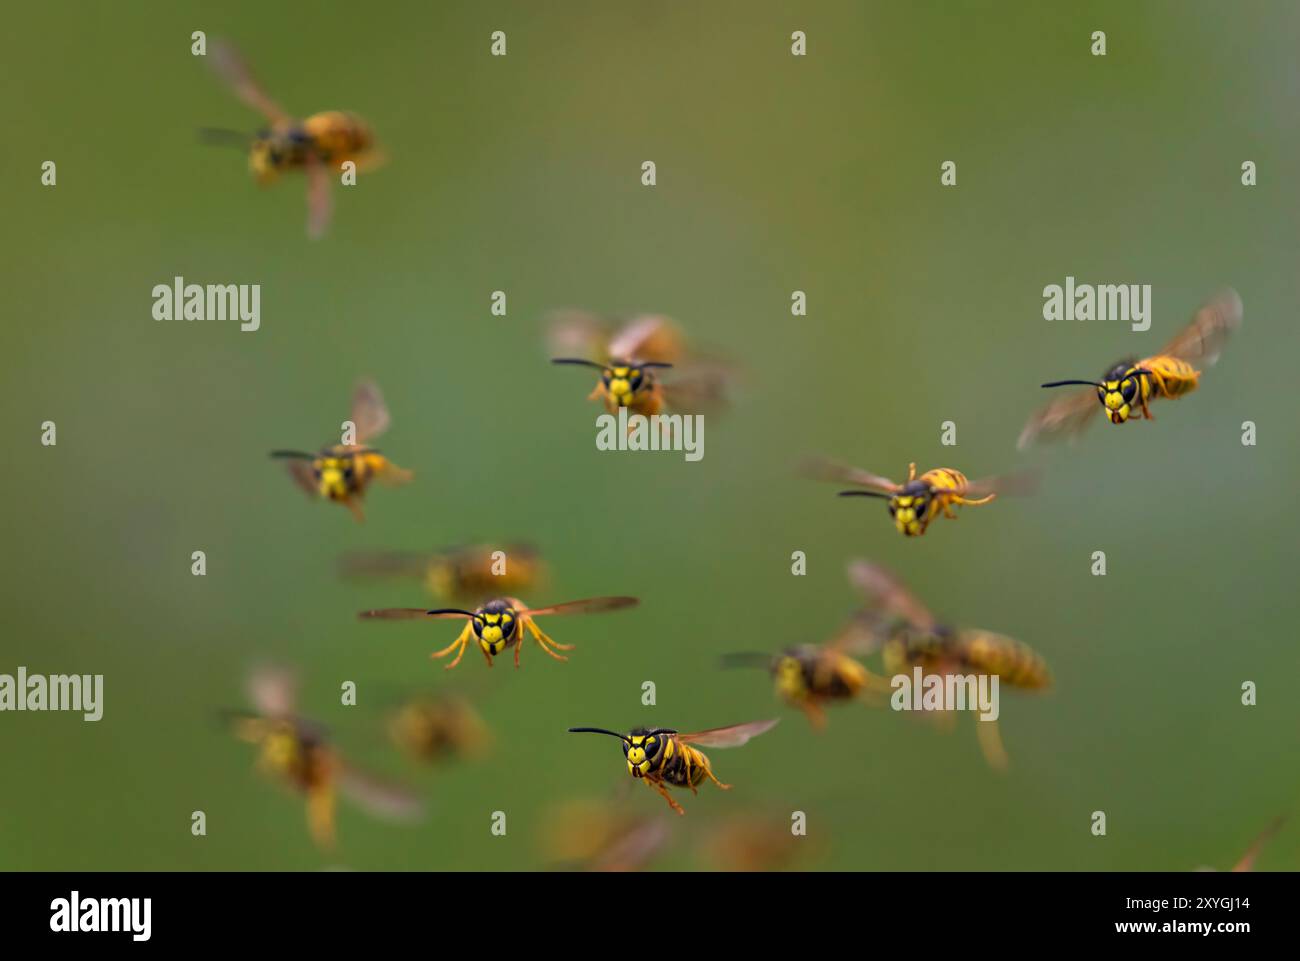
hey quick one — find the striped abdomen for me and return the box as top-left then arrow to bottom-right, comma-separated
303,111 -> 375,163
658,740 -> 710,788
1136,355 -> 1200,401
957,631 -> 1052,689
919,468 -> 970,495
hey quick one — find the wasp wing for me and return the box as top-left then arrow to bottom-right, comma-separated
339,550 -> 435,579
1016,385 -> 1101,451
208,40 -> 290,127
283,458 -> 319,497
247,665 -> 299,719
337,763 -> 425,822
350,380 -> 391,444
801,457 -> 900,492
520,596 -> 639,617
545,309 -> 611,361
1160,288 -> 1243,367
1230,816 -> 1285,872
676,719 -> 780,749
608,314 -> 684,364
963,468 -> 1040,499
846,560 -> 936,632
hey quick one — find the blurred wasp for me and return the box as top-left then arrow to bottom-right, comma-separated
224,667 -> 423,850
1196,816 -> 1286,872
202,39 -> 386,238
842,561 -> 1051,770
359,595 -> 639,669
549,311 -> 731,417
807,458 -> 1030,537
568,720 -> 779,815
270,380 -> 412,522
340,543 -> 548,605
541,799 -> 672,872
387,692 -> 492,765
720,643 -> 889,730
702,813 -> 810,872
1019,288 -> 1242,449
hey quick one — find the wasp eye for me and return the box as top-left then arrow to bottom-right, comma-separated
1122,381 -> 1136,401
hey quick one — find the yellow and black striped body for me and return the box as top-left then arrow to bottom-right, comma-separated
249,111 -> 376,184
1096,356 -> 1200,424
312,444 -> 390,503
389,698 -> 489,763
892,468 -> 976,537
882,627 -> 1051,690
255,721 -> 335,794
426,552 -> 542,602
624,730 -> 709,789
774,646 -> 870,706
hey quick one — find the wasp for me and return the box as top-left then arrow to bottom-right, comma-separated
568,720 -> 779,815
203,40 -> 385,238
541,799 -> 672,872
806,458 -> 1030,537
1019,288 -> 1243,449
387,692 -> 492,765
359,595 -> 639,669
340,543 -> 548,605
270,381 -> 412,522
1196,816 -> 1286,872
720,644 -> 889,730
224,667 -> 422,850
842,560 -> 1051,770
549,311 -> 731,417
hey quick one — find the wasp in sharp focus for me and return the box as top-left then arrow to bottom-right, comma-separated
359,595 -> 639,669
202,39 -> 386,239
1019,288 -> 1243,449
549,311 -> 732,417
224,667 -> 423,850
340,543 -> 548,605
567,720 -> 779,815
270,380 -> 412,522
842,560 -> 1051,770
720,642 -> 890,730
806,458 -> 1032,538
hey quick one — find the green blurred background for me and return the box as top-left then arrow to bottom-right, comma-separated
2,0 -> 1298,871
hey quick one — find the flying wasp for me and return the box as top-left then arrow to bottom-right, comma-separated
842,560 -> 1051,770
359,595 -> 639,669
567,720 -> 779,815
549,311 -> 732,417
270,380 -> 412,522
387,692 -> 492,765
806,458 -> 1031,537
541,799 -> 672,872
202,39 -> 386,238
1019,288 -> 1243,449
340,543 -> 548,605
224,667 -> 423,850
720,643 -> 889,730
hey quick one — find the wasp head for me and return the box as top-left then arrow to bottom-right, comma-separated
551,357 -> 673,408
314,456 -> 356,501
248,134 -> 283,184
471,599 -> 517,657
889,482 -> 934,537
623,728 -> 669,778
1098,372 -> 1143,424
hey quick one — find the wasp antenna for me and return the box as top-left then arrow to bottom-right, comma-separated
641,362 -> 674,369
567,727 -> 632,743
426,608 -> 479,618
198,127 -> 252,147
719,652 -> 775,669
269,449 -> 316,460
551,357 -> 607,369
837,490 -> 890,499
1039,379 -> 1104,389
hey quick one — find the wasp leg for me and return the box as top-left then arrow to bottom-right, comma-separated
976,716 -> 1009,772
800,700 -> 828,731
586,382 -> 606,402
699,764 -> 732,792
345,498 -> 366,523
907,462 -> 917,482
513,632 -> 522,668
682,752 -> 699,794
523,617 -> 572,661
645,777 -> 685,815
953,493 -> 996,507
431,623 -> 474,670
